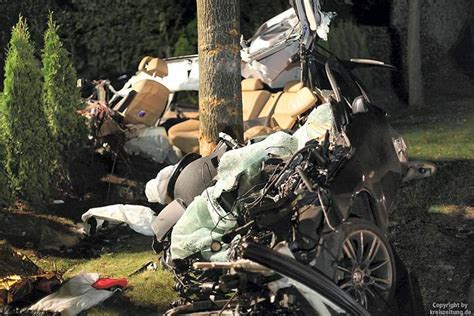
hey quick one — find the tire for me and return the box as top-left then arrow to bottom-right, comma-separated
315,218 -> 396,314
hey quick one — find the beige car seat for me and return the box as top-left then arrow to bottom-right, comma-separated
241,78 -> 271,120
168,78 -> 271,153
168,119 -> 200,154
116,57 -> 170,126
244,81 -> 319,140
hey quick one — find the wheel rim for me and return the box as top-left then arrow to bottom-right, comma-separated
335,230 -> 393,309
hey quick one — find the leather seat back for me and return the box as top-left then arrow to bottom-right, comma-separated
264,81 -> 318,129
241,79 -> 271,121
167,119 -> 200,154
122,57 -> 170,126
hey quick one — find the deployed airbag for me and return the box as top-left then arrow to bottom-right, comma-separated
170,105 -> 337,261
171,132 -> 299,261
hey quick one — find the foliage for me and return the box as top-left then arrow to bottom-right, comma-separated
327,19 -> 395,92
328,19 -> 370,60
0,0 -> 292,86
42,13 -> 87,180
240,0 -> 289,38
0,141 -> 11,206
0,16 -> 56,206
0,93 -> 9,205
56,0 -> 197,79
174,19 -> 198,56
327,19 -> 373,87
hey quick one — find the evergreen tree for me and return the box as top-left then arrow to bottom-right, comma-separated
42,13 -> 86,176
0,16 -> 56,206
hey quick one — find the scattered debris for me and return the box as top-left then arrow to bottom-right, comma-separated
28,273 -> 127,315
123,125 -> 181,164
91,278 -> 128,290
0,242 -> 40,278
38,226 -> 83,252
128,261 -> 158,277
0,242 -> 62,309
0,273 -> 62,307
456,225 -> 474,239
81,204 -> 157,236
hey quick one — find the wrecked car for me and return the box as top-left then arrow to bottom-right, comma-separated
77,1 -> 435,314
153,53 -> 434,315
144,1 -> 437,315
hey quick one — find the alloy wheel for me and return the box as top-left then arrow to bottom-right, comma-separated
335,230 -> 394,309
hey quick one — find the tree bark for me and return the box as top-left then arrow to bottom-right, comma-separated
196,0 -> 243,155
407,0 -> 424,107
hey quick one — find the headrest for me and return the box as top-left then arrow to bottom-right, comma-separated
138,56 -> 153,72
241,78 -> 264,91
145,58 -> 168,77
283,80 -> 304,93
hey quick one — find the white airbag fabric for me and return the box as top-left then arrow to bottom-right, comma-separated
123,126 -> 181,164
145,164 -> 176,204
82,204 -> 156,236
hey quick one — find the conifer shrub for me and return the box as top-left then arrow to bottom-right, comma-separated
0,16 -> 56,206
0,94 -> 12,206
42,13 -> 87,178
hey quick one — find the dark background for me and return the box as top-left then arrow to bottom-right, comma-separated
0,0 -> 473,99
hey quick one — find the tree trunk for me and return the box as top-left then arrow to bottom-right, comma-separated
196,0 -> 243,155
407,0 -> 424,107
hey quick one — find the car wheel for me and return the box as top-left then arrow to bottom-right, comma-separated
316,218 -> 396,313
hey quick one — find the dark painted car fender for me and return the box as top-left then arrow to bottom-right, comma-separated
329,105 -> 402,232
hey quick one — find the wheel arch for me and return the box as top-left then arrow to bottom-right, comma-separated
347,190 -> 378,225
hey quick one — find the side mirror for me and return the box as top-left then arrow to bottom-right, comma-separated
402,161 -> 437,183
352,95 -> 368,114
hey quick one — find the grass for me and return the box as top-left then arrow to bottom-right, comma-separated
33,235 -> 177,315
390,98 -> 473,160
388,96 -> 474,309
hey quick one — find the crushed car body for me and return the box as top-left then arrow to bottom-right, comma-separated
74,0 -> 434,314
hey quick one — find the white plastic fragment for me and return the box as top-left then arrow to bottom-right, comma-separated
316,12 -> 336,41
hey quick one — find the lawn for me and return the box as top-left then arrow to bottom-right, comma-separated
388,96 -> 473,310
391,98 -> 473,160
32,233 -> 177,315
